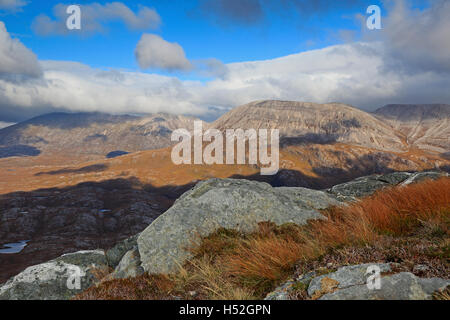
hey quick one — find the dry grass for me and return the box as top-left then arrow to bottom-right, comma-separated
222,178 -> 449,292
433,286 -> 450,300
75,177 -> 450,300
73,274 -> 176,300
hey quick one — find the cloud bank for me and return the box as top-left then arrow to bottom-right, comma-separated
382,0 -> 450,74
0,22 -> 42,79
32,2 -> 161,36
2,41 -> 450,122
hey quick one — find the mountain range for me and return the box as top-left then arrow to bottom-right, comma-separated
1,101 -> 448,160
0,101 -> 448,194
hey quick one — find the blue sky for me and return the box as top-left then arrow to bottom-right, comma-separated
1,0 -> 449,122
2,0 -> 390,71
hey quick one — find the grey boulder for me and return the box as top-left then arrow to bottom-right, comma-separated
0,250 -> 108,300
138,178 -> 340,274
305,263 -> 449,300
307,263 -> 392,297
319,272 -> 449,300
105,233 -> 139,268
111,247 -> 144,279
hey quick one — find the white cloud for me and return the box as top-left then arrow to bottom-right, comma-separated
2,41 -> 450,123
382,0 -> 450,74
135,34 -> 192,72
32,2 -> 161,36
0,21 -> 42,79
0,0 -> 27,12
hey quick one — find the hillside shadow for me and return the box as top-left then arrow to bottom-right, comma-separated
34,164 -> 108,176
280,134 -> 337,147
0,145 -> 41,159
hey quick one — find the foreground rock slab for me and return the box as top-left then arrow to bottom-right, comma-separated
138,178 -> 340,274
0,250 -> 107,300
266,263 -> 449,300
307,263 -> 392,298
319,271 -> 449,300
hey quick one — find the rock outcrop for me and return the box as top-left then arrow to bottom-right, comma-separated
327,171 -> 448,201
266,263 -> 449,300
105,234 -> 140,269
0,250 -> 108,300
111,248 -> 144,279
137,178 -> 340,274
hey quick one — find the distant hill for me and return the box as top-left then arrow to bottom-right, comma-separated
374,104 -> 450,153
0,112 -> 202,158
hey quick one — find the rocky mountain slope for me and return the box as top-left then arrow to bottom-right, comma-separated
374,104 -> 450,153
1,172 -> 448,300
0,179 -> 173,283
0,112 -> 201,159
211,100 -> 407,152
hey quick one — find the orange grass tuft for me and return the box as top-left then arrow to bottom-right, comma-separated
223,178 -> 450,287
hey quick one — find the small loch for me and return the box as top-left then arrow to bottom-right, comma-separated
0,240 -> 29,254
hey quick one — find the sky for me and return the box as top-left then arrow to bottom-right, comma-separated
0,0 -> 449,122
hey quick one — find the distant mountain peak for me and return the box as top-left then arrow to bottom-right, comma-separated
211,100 -> 406,152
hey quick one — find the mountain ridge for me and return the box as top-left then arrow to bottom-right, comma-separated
0,112 -> 203,159
211,100 -> 408,152
374,104 -> 450,153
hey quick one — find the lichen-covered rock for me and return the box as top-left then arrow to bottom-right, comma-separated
105,234 -> 139,268
319,272 -> 449,300
111,247 -> 144,279
307,263 -> 392,297
327,171 -> 447,201
400,171 -> 447,185
0,250 -> 107,300
138,178 -> 340,274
